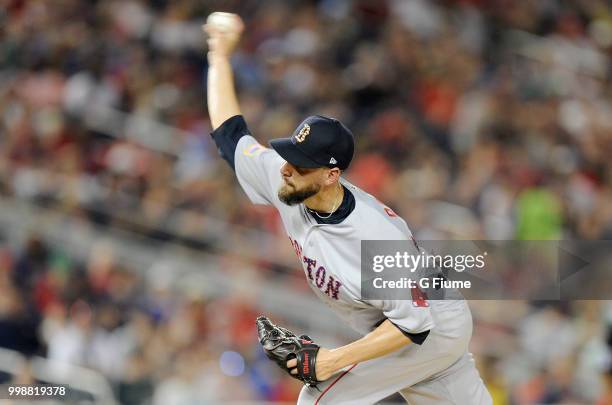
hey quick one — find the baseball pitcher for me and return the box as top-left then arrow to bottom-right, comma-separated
204,12 -> 492,405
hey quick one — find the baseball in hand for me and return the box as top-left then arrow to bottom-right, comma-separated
204,12 -> 244,57
206,12 -> 242,33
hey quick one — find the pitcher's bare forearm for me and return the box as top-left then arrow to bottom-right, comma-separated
327,320 -> 413,373
288,319 -> 423,381
207,55 -> 241,130
204,14 -> 247,169
204,12 -> 244,129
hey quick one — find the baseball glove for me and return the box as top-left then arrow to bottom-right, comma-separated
256,316 -> 320,387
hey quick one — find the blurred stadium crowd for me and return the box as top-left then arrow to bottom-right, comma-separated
0,0 -> 611,403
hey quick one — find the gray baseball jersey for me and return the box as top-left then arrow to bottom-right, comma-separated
237,134 -> 455,335
221,125 -> 491,404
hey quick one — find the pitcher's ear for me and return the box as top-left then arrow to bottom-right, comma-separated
325,168 -> 341,185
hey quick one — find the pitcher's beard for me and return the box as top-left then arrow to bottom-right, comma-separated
278,183 -> 320,206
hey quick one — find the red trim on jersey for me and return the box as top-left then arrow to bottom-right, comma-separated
315,364 -> 358,405
384,207 -> 397,217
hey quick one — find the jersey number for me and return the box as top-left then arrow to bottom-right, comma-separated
411,286 -> 429,307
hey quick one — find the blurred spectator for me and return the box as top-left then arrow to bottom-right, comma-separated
0,0 -> 611,403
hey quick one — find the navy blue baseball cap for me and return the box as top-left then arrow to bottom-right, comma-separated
270,115 -> 355,170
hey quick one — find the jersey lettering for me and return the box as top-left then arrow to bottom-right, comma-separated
303,255 -> 342,300
411,285 -> 430,307
324,275 -> 342,300
303,257 -> 316,280
289,236 -> 343,300
289,236 -> 302,259
315,266 -> 326,288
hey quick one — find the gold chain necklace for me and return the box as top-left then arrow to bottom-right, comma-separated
309,184 -> 342,219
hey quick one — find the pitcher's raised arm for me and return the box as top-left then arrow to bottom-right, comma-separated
204,12 -> 243,130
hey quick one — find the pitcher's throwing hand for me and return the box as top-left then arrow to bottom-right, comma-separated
203,12 -> 243,60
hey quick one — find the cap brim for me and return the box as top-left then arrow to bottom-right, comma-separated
269,138 -> 322,168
